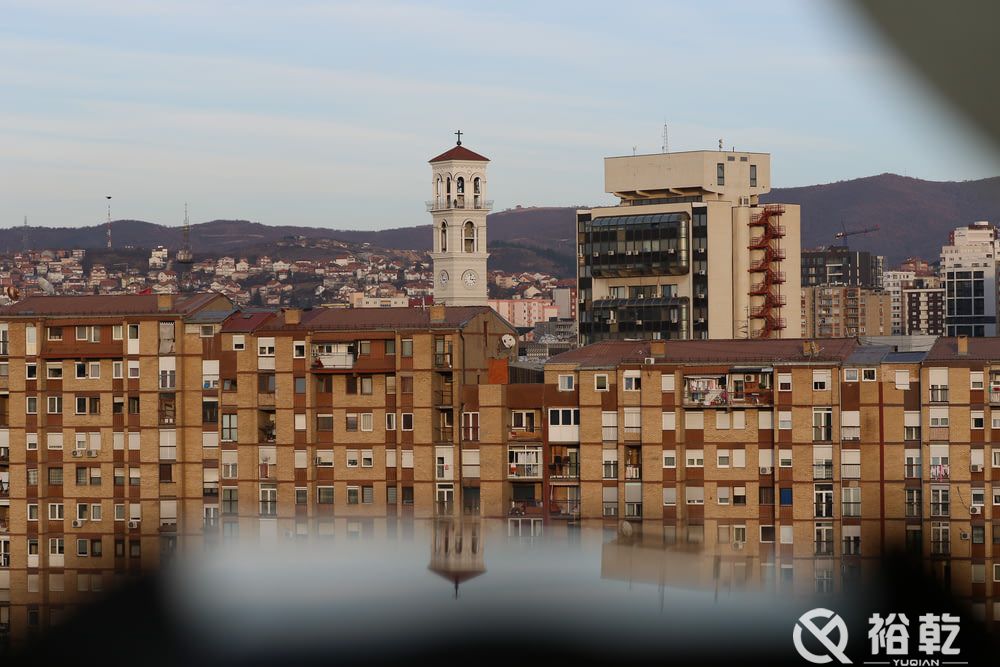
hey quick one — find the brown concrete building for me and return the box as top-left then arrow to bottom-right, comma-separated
801,285 -> 891,338
2,293 -> 1000,639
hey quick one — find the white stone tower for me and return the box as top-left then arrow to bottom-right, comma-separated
428,132 -> 490,306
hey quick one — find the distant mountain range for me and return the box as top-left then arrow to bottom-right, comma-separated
3,174 -> 998,275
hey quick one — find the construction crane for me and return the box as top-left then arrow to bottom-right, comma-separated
834,222 -> 880,243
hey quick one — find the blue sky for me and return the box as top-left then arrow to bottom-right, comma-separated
2,0 -> 997,231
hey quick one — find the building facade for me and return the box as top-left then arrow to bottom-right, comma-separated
941,221 -> 1000,337
801,246 -> 884,290
904,286 -> 946,336
428,140 -> 491,307
576,150 -> 802,343
800,285 -> 891,338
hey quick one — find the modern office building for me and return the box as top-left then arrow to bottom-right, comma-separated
576,150 -> 801,343
903,280 -> 946,336
941,221 -> 1000,336
800,285 -> 891,338
428,139 -> 491,307
801,245 -> 884,290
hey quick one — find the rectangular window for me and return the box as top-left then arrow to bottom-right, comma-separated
749,164 -> 757,187
812,370 -> 831,391
716,162 -> 725,186
402,413 -> 413,431
685,449 -> 704,467
594,374 -> 608,391
661,373 -> 675,392
623,371 -> 641,392
862,368 -> 876,382
386,412 -> 396,431
685,486 -> 705,505
777,373 -> 792,392
895,370 -> 910,389
844,369 -> 859,382
401,339 -> 413,357
558,375 -> 575,391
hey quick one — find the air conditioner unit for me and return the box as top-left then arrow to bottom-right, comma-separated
745,374 -> 754,382
644,357 -> 655,365
960,531 -> 970,540
71,519 -> 84,528
971,464 -> 983,473
72,450 -> 84,458
970,506 -> 982,515
87,450 -> 99,458
759,466 -> 772,475
732,542 -> 745,551
128,520 -> 140,529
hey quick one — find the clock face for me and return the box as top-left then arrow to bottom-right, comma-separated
462,270 -> 478,288
439,270 -> 449,285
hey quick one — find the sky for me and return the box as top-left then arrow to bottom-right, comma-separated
2,0 -> 998,231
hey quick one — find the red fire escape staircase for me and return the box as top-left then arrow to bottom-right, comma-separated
748,205 -> 787,338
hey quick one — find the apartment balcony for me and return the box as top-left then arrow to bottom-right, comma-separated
0,518 -> 7,533
683,390 -> 728,408
508,463 -> 541,479
989,389 -> 1000,404
930,464 -> 950,481
549,499 -> 581,520
433,426 -> 454,443
549,461 -> 580,481
508,499 -> 544,516
257,392 -> 275,407
312,352 -> 354,370
814,540 -> 835,557
258,425 -> 276,444
813,462 -> 834,480
433,389 -> 453,406
624,464 -> 642,480
433,352 -> 453,369
508,428 -> 542,442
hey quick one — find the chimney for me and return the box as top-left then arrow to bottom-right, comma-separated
957,335 -> 968,356
157,294 -> 174,312
284,308 -> 302,326
430,304 -> 446,323
649,339 -> 666,357
802,341 -> 813,357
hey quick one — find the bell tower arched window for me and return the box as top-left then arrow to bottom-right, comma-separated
463,221 -> 476,253
456,177 -> 464,194
440,222 -> 448,252
473,177 -> 481,194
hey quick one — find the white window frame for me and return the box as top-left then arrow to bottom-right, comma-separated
594,374 -> 609,392
558,374 -> 575,391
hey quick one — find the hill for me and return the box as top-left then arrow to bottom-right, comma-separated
3,175 -> 998,273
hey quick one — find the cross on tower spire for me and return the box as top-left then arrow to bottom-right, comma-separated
455,129 -> 462,145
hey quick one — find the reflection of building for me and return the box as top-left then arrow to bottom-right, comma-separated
428,519 -> 485,597
577,150 -> 802,342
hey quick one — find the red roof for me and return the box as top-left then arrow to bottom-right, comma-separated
429,144 -> 489,163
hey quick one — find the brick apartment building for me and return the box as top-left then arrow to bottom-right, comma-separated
1,293 -> 1000,639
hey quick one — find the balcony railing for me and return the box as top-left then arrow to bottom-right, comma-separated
508,499 -> 543,516
508,463 -> 541,479
549,462 -> 580,480
814,540 -> 835,556
426,198 -> 493,212
624,464 -> 642,480
549,499 -> 581,519
433,389 -> 453,406
930,464 -> 950,481
814,501 -> 834,518
433,353 -> 453,369
989,390 -> 1000,404
508,428 -> 542,442
158,410 -> 176,426
434,427 -> 454,443
313,353 -> 354,369
813,462 -> 834,480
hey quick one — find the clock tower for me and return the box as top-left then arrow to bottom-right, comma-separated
429,132 -> 490,306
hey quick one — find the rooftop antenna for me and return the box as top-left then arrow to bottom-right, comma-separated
632,145 -> 637,156
22,215 -> 28,252
661,122 -> 669,153
105,195 -> 112,249
177,203 -> 194,265
718,139 -> 723,151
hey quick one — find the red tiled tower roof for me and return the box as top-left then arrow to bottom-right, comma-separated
429,144 -> 490,163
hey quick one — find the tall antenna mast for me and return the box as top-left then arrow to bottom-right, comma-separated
22,216 -> 28,252
176,202 -> 194,268
661,122 -> 669,153
105,195 -> 113,249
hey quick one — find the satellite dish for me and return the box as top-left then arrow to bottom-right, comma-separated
501,334 -> 516,349
37,277 -> 55,295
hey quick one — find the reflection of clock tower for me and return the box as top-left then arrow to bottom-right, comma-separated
428,131 -> 490,306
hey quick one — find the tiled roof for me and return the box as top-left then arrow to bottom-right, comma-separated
925,337 -> 1000,361
221,310 -> 277,332
259,306 -> 495,332
429,144 -> 489,163
0,293 -> 227,317
549,338 -> 860,368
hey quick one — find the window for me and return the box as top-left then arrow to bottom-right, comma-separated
49,503 -> 64,520
970,371 -> 984,390
317,486 -> 334,504
733,486 -> 746,506
662,451 -> 676,468
929,406 -> 949,427
623,371 -> 641,392
594,374 -> 608,391
717,449 -> 730,467
812,407 -> 832,441
26,396 -> 37,414
128,360 -> 140,378
548,408 -> 580,426
401,413 -> 413,431
315,450 -> 334,467
47,363 -> 63,379
779,449 -> 792,468
685,449 -> 704,467
685,486 -> 705,505
777,373 -> 792,392
716,162 -> 725,186
778,411 -> 792,430
346,450 -> 359,467
113,361 -> 123,379
316,414 -> 333,432
862,368 -> 877,382
221,413 -> 238,441
360,413 -> 374,432
512,410 -> 536,431
461,412 -> 479,441
361,450 -> 374,467
113,324 -> 123,340
972,410 -> 984,430
386,412 -> 396,431
661,373 -> 675,392
717,486 -> 730,505
662,411 -> 676,431
232,335 -> 246,351
401,339 -> 413,357
895,370 -> 910,389
558,375 -> 575,391
812,370 -> 831,391
345,414 -> 359,432
716,412 -> 730,430
749,164 -> 757,187
662,487 -> 676,506
257,338 -> 275,357
293,341 -> 306,358
760,526 -> 775,543
48,327 -> 63,341
844,369 -> 859,382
